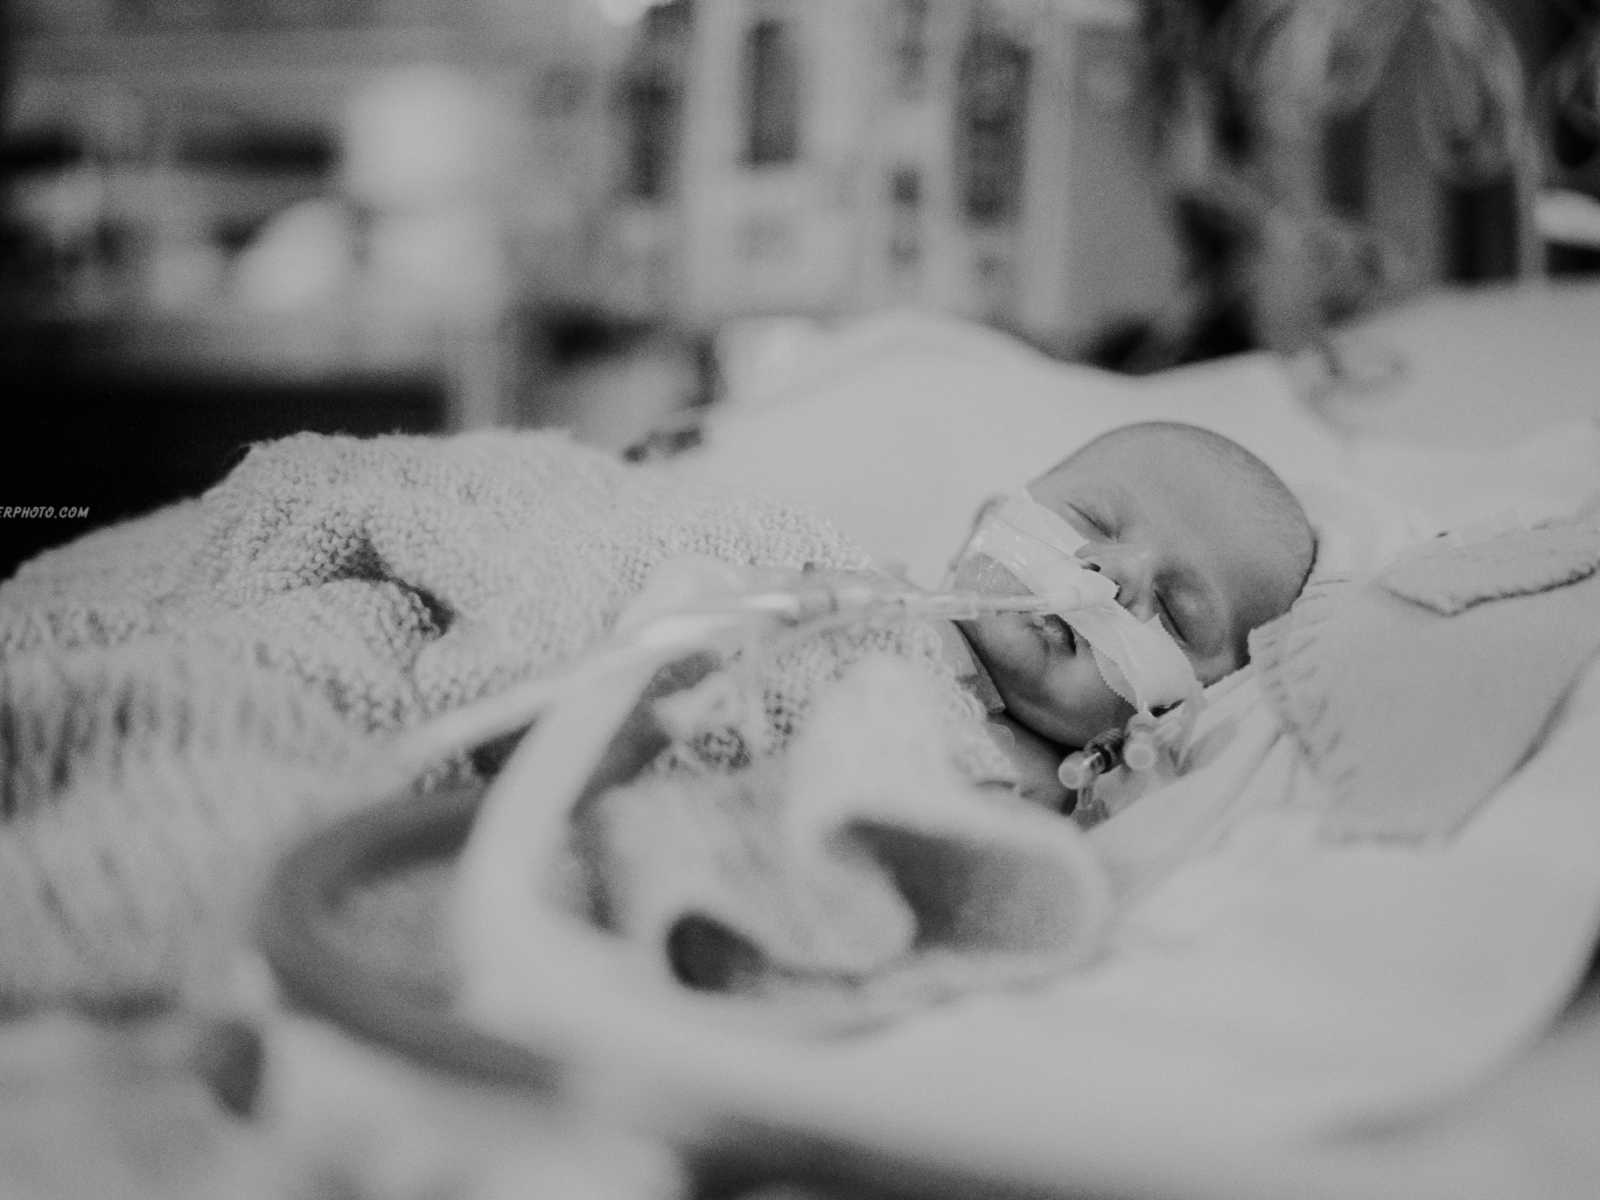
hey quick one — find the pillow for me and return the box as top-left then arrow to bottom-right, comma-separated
679,309 -> 1399,585
1293,477 -> 1440,581
1340,417 -> 1600,535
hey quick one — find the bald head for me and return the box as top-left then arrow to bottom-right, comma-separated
1030,421 -> 1315,673
1056,422 -> 1315,590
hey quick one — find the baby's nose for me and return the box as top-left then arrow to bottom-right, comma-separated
1077,544 -> 1155,617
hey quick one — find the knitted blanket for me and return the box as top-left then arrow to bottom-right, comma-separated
0,431 -> 1013,1004
1251,510 -> 1600,842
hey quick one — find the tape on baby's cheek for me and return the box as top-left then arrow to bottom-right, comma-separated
1074,609 -> 1196,711
956,494 -> 1199,712
958,495 -> 1101,597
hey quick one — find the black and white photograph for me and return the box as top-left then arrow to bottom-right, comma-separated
3,2 -> 1600,1197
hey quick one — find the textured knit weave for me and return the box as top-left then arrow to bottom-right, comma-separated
1377,514 -> 1600,615
1251,511 -> 1600,841
0,430 -> 1004,1003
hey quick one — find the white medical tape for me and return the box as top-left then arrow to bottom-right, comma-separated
957,494 -> 1200,712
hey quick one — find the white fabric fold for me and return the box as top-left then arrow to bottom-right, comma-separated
460,655 -> 1600,1181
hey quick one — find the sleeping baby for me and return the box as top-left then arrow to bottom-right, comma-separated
887,420 -> 1317,813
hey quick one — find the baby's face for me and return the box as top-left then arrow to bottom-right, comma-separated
958,432 -> 1308,748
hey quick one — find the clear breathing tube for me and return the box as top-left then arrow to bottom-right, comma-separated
680,572 -> 1115,626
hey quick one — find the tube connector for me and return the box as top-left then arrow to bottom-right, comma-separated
1058,728 -> 1125,791
1056,708 -> 1177,793
1121,713 -> 1160,772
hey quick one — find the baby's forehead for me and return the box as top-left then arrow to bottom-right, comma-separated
1034,433 -> 1304,567
1035,431 -> 1213,496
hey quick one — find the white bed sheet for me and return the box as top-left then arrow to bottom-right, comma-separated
586,292 -> 1600,1193
682,298 -> 1600,584
683,309 -> 1369,586
455,653 -> 1600,1200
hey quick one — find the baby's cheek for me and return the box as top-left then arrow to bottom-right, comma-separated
960,618 -> 1040,686
967,613 -> 1033,658
1049,659 -> 1134,736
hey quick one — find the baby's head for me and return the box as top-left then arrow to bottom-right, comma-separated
959,421 -> 1315,749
